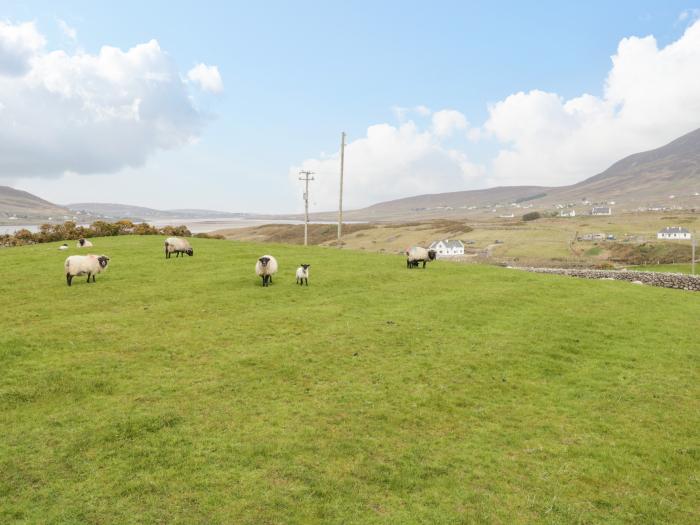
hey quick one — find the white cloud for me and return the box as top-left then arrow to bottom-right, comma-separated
290,121 -> 483,211
58,19 -> 77,41
187,63 -> 224,93
0,20 -> 45,76
480,20 -> 700,187
431,109 -> 468,137
0,20 -> 221,179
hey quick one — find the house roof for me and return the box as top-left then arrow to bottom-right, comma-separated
429,239 -> 464,249
592,207 -> 611,213
658,226 -> 690,234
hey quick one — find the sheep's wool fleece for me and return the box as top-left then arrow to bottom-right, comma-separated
407,247 -> 430,261
255,255 -> 278,276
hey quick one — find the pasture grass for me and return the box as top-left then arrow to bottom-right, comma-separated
1,236 -> 698,524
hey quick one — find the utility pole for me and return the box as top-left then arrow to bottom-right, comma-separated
338,131 -> 346,245
298,170 -> 315,246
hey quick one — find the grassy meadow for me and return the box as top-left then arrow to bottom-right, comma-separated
1,236 -> 699,524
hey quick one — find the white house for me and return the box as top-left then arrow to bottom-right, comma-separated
560,210 -> 576,217
657,227 -> 691,240
429,239 -> 465,258
591,207 -> 612,216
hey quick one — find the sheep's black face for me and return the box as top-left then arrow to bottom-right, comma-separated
187,248 -> 194,256
259,256 -> 270,267
301,264 -> 310,270
428,250 -> 437,260
98,256 -> 110,268
79,239 -> 85,246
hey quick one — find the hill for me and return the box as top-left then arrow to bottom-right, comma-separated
0,236 -> 697,523
0,185 -> 72,221
67,202 -> 239,220
333,127 -> 700,221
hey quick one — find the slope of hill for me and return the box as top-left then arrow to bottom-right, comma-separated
67,203 -> 239,220
1,236 -> 697,523
0,186 -> 72,220
336,127 -> 700,221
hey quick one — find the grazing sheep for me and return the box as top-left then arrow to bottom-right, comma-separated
406,246 -> 437,269
65,254 -> 110,286
58,244 -> 68,251
164,237 -> 193,259
255,255 -> 278,287
77,238 -> 93,248
295,264 -> 310,286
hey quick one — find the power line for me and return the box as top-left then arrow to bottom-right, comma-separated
298,170 -> 315,246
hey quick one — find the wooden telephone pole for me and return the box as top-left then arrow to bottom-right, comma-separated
298,170 -> 314,246
337,132 -> 346,245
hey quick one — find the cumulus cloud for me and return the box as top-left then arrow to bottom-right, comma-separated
431,109 -> 468,137
481,20 -> 700,187
0,20 -> 222,179
294,19 -> 700,209
290,121 -> 483,211
57,19 -> 77,41
0,20 -> 45,76
187,63 -> 224,93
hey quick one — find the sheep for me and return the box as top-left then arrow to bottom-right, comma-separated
164,237 -> 193,259
58,244 -> 68,251
77,238 -> 93,248
65,254 -> 110,286
295,264 -> 310,286
406,246 -> 437,269
255,255 -> 278,287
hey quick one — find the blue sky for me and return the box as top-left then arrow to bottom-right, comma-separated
2,1 -> 700,212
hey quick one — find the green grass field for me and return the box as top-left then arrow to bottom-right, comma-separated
1,236 -> 698,524
630,263 -> 696,274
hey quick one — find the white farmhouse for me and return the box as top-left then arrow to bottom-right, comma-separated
560,210 -> 576,217
657,227 -> 691,240
429,239 -> 465,258
591,207 -> 612,216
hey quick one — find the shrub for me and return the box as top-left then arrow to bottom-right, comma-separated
522,211 -> 542,221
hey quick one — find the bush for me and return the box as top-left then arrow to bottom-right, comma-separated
1,221 -> 200,248
522,211 -> 542,221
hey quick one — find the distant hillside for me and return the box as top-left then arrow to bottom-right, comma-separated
332,127 -> 700,221
67,203 -> 240,220
0,186 -> 72,221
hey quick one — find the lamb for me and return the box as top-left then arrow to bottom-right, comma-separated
65,254 -> 110,286
58,244 -> 68,251
77,238 -> 93,248
255,255 -> 278,287
295,264 -> 310,286
164,237 -> 193,259
406,246 -> 437,269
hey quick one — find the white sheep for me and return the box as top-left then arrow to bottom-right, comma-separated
165,237 -> 193,259
65,254 -> 110,286
406,246 -> 437,269
295,264 -> 310,286
58,244 -> 68,251
77,238 -> 93,248
255,255 -> 278,287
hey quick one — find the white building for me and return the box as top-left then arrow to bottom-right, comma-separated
591,207 -> 612,216
560,210 -> 576,217
657,227 -> 691,240
429,239 -> 465,258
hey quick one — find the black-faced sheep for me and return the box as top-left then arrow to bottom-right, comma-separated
406,247 -> 437,269
77,238 -> 93,248
255,255 -> 278,287
295,264 -> 310,286
65,254 -> 110,286
58,243 -> 68,251
165,237 -> 193,259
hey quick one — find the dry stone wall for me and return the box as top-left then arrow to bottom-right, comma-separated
514,267 -> 700,292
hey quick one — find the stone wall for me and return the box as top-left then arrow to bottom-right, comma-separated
513,267 -> 700,292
